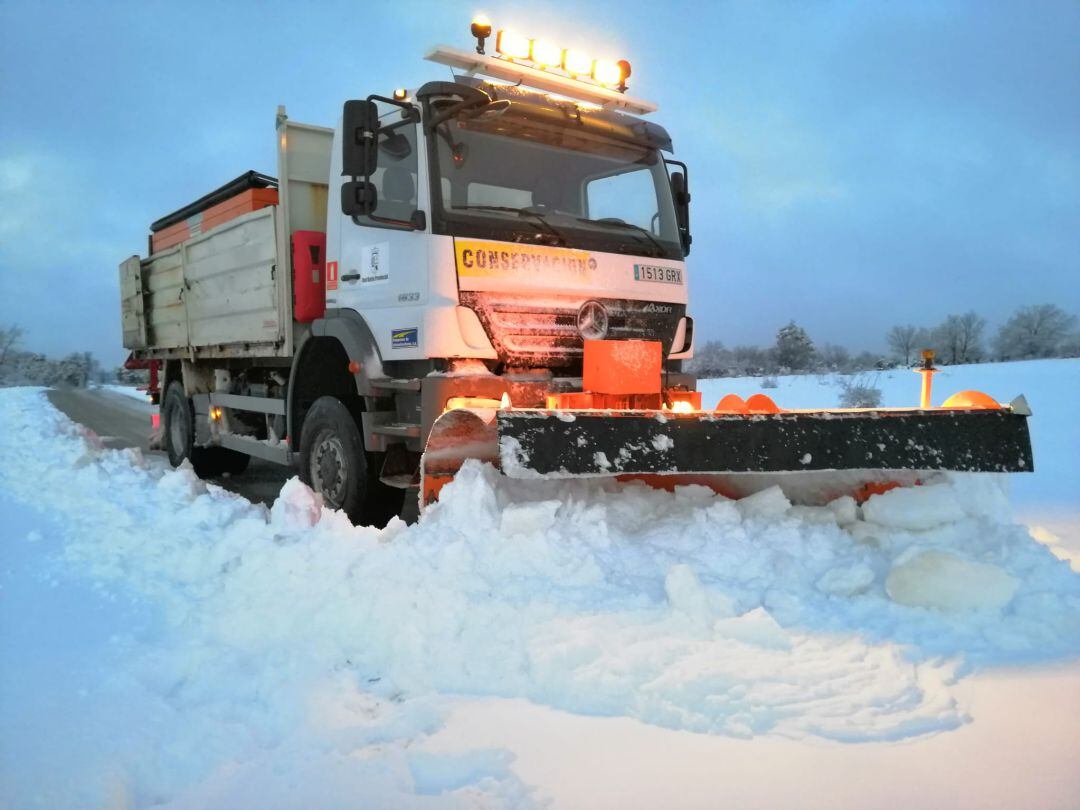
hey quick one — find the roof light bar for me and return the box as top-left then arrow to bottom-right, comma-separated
480,21 -> 634,94
424,44 -> 658,115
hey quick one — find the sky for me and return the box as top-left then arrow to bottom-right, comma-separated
1,0 -> 1077,367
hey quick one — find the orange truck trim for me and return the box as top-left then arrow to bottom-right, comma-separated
151,188 -> 279,253
583,339 -> 662,395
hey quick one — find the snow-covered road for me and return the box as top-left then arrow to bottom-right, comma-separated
1,361 -> 1078,808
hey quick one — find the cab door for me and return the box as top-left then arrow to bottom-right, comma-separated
331,101 -> 431,358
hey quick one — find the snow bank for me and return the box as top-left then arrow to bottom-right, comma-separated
2,387 -> 1079,806
96,383 -> 153,403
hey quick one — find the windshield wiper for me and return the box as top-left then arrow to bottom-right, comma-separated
576,217 -> 666,257
451,205 -> 569,246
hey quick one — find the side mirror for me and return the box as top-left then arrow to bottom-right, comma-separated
342,99 -> 380,178
671,171 -> 692,255
341,181 -> 377,217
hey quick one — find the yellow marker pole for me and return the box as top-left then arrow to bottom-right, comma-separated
916,349 -> 937,409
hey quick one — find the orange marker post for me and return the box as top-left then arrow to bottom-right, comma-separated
916,349 -> 937,409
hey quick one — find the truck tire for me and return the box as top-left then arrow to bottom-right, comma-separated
162,381 -> 248,478
298,395 -> 403,527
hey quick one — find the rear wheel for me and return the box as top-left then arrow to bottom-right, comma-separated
162,381 -> 249,478
298,396 -> 403,527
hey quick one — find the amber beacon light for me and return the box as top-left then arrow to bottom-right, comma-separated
472,19 -> 633,93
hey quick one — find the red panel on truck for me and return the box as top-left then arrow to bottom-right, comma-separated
292,231 -> 326,322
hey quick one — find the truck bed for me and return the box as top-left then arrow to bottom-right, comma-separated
120,111 -> 333,361
121,206 -> 288,358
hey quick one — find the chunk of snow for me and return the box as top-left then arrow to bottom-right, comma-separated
862,484 -> 966,531
886,550 -> 1019,611
736,486 -> 791,520
712,608 -> 791,651
651,434 -> 674,452
827,495 -> 859,526
500,499 -> 561,536
817,563 -> 876,597
665,563 -> 736,623
270,477 -> 324,529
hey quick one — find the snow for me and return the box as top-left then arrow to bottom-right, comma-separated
1,362 -> 1079,807
96,383 -> 153,403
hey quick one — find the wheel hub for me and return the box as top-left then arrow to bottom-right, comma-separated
311,434 -> 348,506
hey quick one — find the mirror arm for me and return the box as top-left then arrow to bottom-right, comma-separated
424,93 -> 493,132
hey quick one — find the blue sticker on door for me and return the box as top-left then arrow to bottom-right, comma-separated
392,327 -> 418,348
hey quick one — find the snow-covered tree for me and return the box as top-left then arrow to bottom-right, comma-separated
687,339 -> 727,377
774,321 -> 815,371
993,304 -> 1077,360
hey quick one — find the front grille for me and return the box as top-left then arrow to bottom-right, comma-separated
459,292 -> 684,367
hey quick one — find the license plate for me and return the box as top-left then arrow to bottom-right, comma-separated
634,264 -> 683,284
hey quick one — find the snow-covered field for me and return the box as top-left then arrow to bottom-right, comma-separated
1,359 -> 1078,808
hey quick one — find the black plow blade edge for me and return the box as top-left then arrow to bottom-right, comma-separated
497,409 -> 1033,477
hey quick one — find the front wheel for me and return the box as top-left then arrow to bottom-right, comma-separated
298,396 -> 403,527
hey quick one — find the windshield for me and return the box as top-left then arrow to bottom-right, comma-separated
428,105 -> 683,260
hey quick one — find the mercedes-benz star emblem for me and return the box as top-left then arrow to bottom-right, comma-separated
577,300 -> 609,340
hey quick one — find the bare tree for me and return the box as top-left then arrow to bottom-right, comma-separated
886,324 -> 921,366
994,304 -> 1077,360
0,324 -> 24,367
934,311 -> 985,364
731,345 -> 774,376
818,343 -> 851,372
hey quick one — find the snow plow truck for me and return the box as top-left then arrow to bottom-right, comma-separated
119,19 -> 1033,526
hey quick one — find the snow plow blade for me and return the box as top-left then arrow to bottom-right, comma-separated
420,340 -> 1033,507
422,404 -> 1033,506
497,408 -> 1033,478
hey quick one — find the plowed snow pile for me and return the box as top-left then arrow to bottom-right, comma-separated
2,387 -> 1079,806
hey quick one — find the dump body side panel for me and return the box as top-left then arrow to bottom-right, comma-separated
184,208 -> 281,349
123,207 -> 286,359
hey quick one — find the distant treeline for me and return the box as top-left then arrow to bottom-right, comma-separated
0,325 -> 113,388
689,304 -> 1079,378
3,303 -> 1077,387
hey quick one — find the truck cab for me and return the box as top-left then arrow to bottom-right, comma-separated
329,75 -> 693,373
